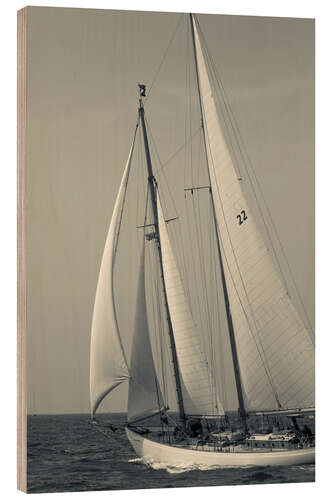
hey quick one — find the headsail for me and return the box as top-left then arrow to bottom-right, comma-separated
127,239 -> 165,424
90,127 -> 137,416
157,193 -> 224,415
192,17 -> 314,411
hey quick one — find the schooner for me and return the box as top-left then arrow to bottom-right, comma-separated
89,13 -> 315,468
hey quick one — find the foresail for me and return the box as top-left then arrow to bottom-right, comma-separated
157,193 -> 224,415
127,240 -> 165,424
193,17 -> 314,411
90,128 -> 137,416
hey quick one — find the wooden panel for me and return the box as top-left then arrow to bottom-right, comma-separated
17,6 -> 27,493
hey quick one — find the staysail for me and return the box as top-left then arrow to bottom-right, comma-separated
157,193 -> 224,415
127,239 -> 165,423
192,17 -> 314,411
90,127 -> 137,416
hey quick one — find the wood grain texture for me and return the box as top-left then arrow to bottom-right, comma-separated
17,7 -> 27,493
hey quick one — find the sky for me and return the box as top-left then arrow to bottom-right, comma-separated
26,6 -> 314,414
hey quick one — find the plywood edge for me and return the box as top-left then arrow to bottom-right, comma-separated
17,6 -> 27,493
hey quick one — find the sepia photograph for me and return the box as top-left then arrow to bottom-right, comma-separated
18,4 -> 315,493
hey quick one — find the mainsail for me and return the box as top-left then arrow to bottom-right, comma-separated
157,193 -> 224,415
192,17 -> 315,411
127,240 -> 165,423
90,128 -> 137,416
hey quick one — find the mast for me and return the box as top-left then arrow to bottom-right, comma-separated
138,88 -> 186,427
189,14 -> 247,432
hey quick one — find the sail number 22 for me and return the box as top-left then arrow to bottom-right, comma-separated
236,210 -> 248,225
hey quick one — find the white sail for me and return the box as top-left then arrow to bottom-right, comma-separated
157,193 -> 224,415
90,129 -> 137,416
127,241 -> 165,423
193,17 -> 314,411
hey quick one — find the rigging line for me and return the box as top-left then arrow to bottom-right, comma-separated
180,21 -> 193,306
150,255 -> 165,417
196,138 -> 220,384
135,121 -> 144,250
143,184 -> 165,404
188,35 -> 214,336
185,116 -> 205,342
185,14 -> 194,189
179,21 -> 198,310
145,114 -> 195,315
184,192 -> 205,336
197,27 -> 244,184
211,223 -> 228,410
148,232 -> 167,405
137,125 -> 150,255
144,130 -> 184,279
208,220 -> 217,405
153,238 -> 174,408
144,115 -> 198,310
148,235 -> 167,404
157,181 -> 202,340
198,22 -> 314,340
183,23 -> 207,343
186,15 -> 194,189
186,68 -> 215,370
193,189 -> 216,413
135,125 -> 140,231
144,196 -> 162,373
181,29 -> 203,310
184,15 -> 190,194
143,178 -> 150,227
154,372 -> 163,420
146,236 -> 161,397
136,123 -> 143,221
158,273 -> 173,406
144,115 -> 178,217
207,205 -> 219,411
189,42 -> 194,190
211,209 -> 226,412
155,252 -> 168,405
114,119 -> 139,259
191,191 -> 214,365
201,162 -> 215,406
155,127 -> 201,174
145,14 -> 184,101
192,168 -> 214,351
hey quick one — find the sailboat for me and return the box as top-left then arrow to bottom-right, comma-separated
89,13 -> 315,468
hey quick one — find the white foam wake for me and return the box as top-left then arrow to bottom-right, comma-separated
148,461 -> 222,474
128,457 -> 250,474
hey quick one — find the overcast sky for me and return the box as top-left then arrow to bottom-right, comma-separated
26,6 -> 314,414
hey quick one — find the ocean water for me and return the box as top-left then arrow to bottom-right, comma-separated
27,414 -> 315,493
